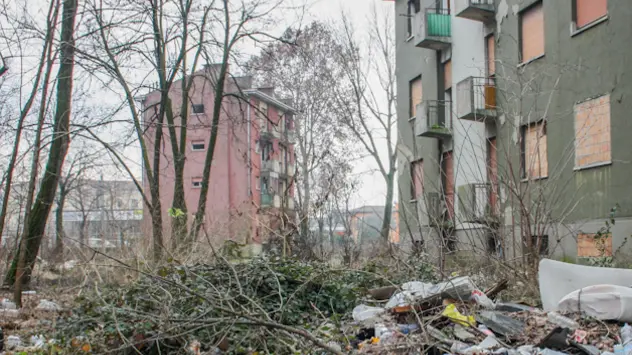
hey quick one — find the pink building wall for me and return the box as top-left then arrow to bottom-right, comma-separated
141,66 -> 295,247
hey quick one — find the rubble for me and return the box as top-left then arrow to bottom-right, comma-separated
348,259 -> 632,354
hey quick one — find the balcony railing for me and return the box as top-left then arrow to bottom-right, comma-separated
455,0 -> 495,23
285,129 -> 297,143
262,160 -> 280,175
456,76 -> 497,122
261,193 -> 281,208
458,183 -> 499,224
414,7 -> 451,50
414,100 -> 452,139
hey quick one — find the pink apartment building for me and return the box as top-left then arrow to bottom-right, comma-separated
141,64 -> 297,249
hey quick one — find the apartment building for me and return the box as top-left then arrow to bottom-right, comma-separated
396,0 -> 630,262
395,0 -> 494,259
141,65 -> 297,250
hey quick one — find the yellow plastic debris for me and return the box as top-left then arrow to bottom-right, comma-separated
371,337 -> 380,344
442,303 -> 476,327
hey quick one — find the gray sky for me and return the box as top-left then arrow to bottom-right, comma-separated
306,0 -> 397,208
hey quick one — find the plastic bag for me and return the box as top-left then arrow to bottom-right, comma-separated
352,304 -> 385,322
442,303 -> 476,327
557,284 -> 632,322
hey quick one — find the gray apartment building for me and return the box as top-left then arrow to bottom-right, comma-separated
395,0 -> 632,263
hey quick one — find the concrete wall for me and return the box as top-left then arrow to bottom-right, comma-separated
396,0 -> 491,244
494,0 -> 632,259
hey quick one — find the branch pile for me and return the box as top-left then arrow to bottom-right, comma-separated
51,256 -> 436,354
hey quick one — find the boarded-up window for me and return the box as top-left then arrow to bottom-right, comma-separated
486,35 -> 495,76
578,233 -> 613,257
410,76 -> 423,118
487,138 -> 499,215
574,94 -> 611,168
522,121 -> 548,179
520,2 -> 544,63
575,0 -> 607,29
444,60 -> 452,90
411,160 -> 423,200
441,151 -> 454,219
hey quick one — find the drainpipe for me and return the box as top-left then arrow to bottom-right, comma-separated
247,98 -> 252,198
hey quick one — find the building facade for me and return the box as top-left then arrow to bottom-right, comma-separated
396,0 -> 630,262
141,65 -> 297,250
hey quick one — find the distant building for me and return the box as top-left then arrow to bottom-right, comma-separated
1,179 -> 143,250
61,179 -> 143,248
349,204 -> 400,244
141,64 -> 297,250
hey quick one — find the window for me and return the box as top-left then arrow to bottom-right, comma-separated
519,2 -> 544,63
573,0 -> 607,29
521,121 -> 548,179
578,233 -> 612,257
130,199 -> 139,209
486,35 -> 495,77
409,76 -> 423,118
191,140 -> 205,151
192,178 -> 202,188
192,104 -> 205,114
443,60 -> 452,90
410,160 -> 423,201
574,94 -> 611,169
262,141 -> 273,162
441,151 -> 454,220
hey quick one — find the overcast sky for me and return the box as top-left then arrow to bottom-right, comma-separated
305,0 -> 397,208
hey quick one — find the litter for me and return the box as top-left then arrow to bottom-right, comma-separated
558,285 -> 632,323
477,311 -> 525,339
547,312 -> 580,330
35,299 -> 61,311
443,303 -> 476,327
539,259 -> 632,312
352,304 -> 386,322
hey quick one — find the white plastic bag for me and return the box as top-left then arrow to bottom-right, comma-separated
352,304 -> 385,322
558,284 -> 632,322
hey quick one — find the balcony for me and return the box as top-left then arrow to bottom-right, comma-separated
414,100 -> 452,139
414,7 -> 451,50
284,197 -> 295,210
284,129 -> 297,144
261,160 -> 280,176
458,183 -> 499,224
261,193 -> 281,208
455,0 -> 495,23
456,76 -> 497,122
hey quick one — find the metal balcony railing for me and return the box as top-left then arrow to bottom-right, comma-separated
415,100 -> 452,139
414,7 -> 451,50
455,0 -> 495,23
456,76 -> 497,122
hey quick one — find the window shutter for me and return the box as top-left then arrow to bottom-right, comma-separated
444,60 -> 452,90
486,35 -> 495,76
520,2 -> 544,63
576,0 -> 607,28
410,77 -> 423,118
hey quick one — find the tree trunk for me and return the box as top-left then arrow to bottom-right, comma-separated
53,189 -> 65,263
8,0 -> 78,304
189,60 -> 229,242
0,0 -> 58,244
379,171 -> 395,244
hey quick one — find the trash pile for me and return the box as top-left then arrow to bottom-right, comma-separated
347,259 -> 632,355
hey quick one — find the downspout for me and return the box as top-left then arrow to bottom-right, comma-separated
247,98 -> 252,198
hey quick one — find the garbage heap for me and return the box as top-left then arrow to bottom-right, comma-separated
350,259 -> 632,355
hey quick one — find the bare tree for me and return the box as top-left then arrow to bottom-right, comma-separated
8,0 -> 79,306
245,22 -> 356,251
333,8 -> 397,245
